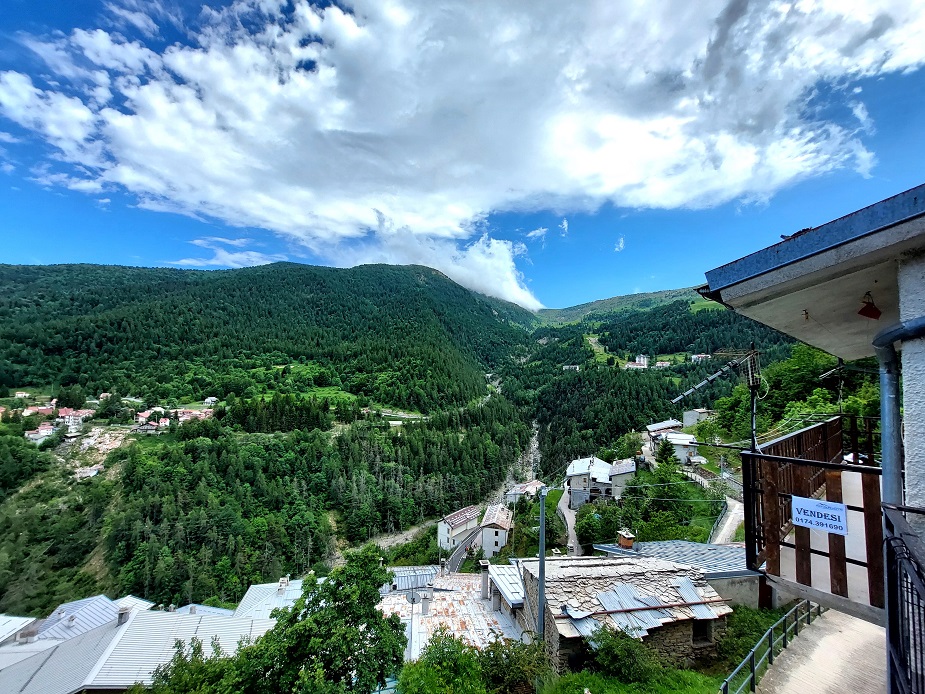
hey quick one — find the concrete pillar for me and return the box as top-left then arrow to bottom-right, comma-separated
898,253 -> 925,517
491,586 -> 501,611
479,559 -> 490,599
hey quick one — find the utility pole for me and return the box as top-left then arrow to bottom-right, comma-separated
537,485 -> 547,638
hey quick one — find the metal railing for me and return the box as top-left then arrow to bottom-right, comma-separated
884,503 -> 925,694
719,600 -> 826,694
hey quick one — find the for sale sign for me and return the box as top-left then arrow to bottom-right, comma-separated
791,496 -> 848,536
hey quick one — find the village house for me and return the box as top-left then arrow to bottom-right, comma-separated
593,540 -> 763,609
664,431 -> 699,464
56,407 -> 94,434
562,365 -> 581,372
505,479 -> 544,505
691,353 -> 712,363
683,408 -> 714,428
437,505 -> 481,550
203,396 -> 219,406
564,456 -> 612,509
13,392 -> 29,399
519,555 -> 731,672
484,562 -> 527,630
98,392 -> 111,400
480,503 -> 513,558
644,418 -> 682,445
655,360 -> 671,368
608,458 -> 637,500
23,422 -> 55,444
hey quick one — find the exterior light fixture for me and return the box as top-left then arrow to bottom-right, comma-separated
858,292 -> 882,320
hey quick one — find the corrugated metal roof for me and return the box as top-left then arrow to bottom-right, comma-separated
174,604 -> 235,616
0,621 -> 121,694
233,578 -> 309,619
480,504 -> 513,531
592,540 -> 755,578
383,566 -> 439,593
0,640 -> 59,671
646,419 -> 682,432
38,596 -> 118,640
115,595 -> 155,612
88,611 -> 275,688
487,564 -> 524,607
0,616 -> 34,644
442,505 -> 481,529
673,577 -> 716,619
608,459 -> 636,477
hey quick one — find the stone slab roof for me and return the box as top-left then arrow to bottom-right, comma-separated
481,503 -> 513,531
442,505 -> 481,529
520,555 -> 731,640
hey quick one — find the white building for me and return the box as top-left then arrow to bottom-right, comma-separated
505,479 -> 544,505
480,504 -> 514,558
645,418 -> 682,444
437,505 -> 481,551
565,456 -> 612,509
664,432 -> 699,464
691,353 -> 712,363
683,408 -> 714,428
608,458 -> 637,500
635,354 -> 649,368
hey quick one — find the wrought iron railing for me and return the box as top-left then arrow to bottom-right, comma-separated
884,504 -> 925,694
718,600 -> 826,694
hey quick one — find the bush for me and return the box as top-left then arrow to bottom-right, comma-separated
478,637 -> 552,693
716,605 -> 786,664
590,625 -> 659,683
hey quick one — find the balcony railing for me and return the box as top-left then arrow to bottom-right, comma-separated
740,415 -> 884,608
884,504 -> 925,694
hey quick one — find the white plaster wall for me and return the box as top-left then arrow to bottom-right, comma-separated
898,254 -> 925,509
438,521 -> 452,550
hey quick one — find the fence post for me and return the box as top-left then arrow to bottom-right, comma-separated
794,604 -> 801,636
722,681 -> 729,694
749,650 -> 757,692
768,627 -> 774,664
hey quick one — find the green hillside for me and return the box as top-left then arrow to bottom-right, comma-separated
0,263 -> 534,413
538,286 -> 702,323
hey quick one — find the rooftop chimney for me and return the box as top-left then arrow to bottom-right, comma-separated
66,615 -> 77,629
117,607 -> 131,626
479,560 -> 491,599
617,528 -> 635,549
189,605 -> 197,615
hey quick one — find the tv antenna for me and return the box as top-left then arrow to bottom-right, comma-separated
671,345 -> 762,451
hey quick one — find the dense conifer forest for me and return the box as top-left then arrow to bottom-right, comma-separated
0,262 -> 861,615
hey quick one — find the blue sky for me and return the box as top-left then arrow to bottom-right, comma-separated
2,1 -> 925,309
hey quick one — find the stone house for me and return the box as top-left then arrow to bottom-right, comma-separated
608,458 -> 636,500
519,555 -> 731,672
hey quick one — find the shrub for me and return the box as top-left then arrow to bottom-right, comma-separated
590,625 -> 659,683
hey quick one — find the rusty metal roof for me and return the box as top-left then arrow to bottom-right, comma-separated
442,505 -> 480,529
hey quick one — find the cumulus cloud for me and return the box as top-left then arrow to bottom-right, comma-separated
1,0 -> 924,307
614,236 -> 625,252
172,237 -> 287,268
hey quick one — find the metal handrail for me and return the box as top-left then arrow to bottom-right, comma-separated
718,600 -> 826,694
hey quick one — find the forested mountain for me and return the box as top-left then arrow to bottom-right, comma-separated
0,263 -> 534,412
538,287 -> 701,323
0,263 -> 804,616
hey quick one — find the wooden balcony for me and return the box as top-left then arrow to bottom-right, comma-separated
741,416 -> 885,623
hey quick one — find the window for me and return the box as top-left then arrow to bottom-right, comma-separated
692,619 -> 714,645
495,541 -> 499,547
494,530 -> 499,536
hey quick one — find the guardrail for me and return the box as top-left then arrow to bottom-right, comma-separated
719,600 -> 826,694
709,499 -> 730,543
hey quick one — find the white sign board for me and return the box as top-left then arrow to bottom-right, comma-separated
791,496 -> 848,536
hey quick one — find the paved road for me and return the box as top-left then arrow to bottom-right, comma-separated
557,487 -> 582,556
447,527 -> 481,572
757,609 -> 885,694
711,496 -> 744,544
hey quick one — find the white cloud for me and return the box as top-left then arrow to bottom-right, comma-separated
172,237 -> 287,268
525,227 -> 548,240
2,0 -> 925,308
0,132 -> 20,144
614,236 -> 625,252
104,2 -> 158,37
558,219 -> 569,237
191,236 -> 253,248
